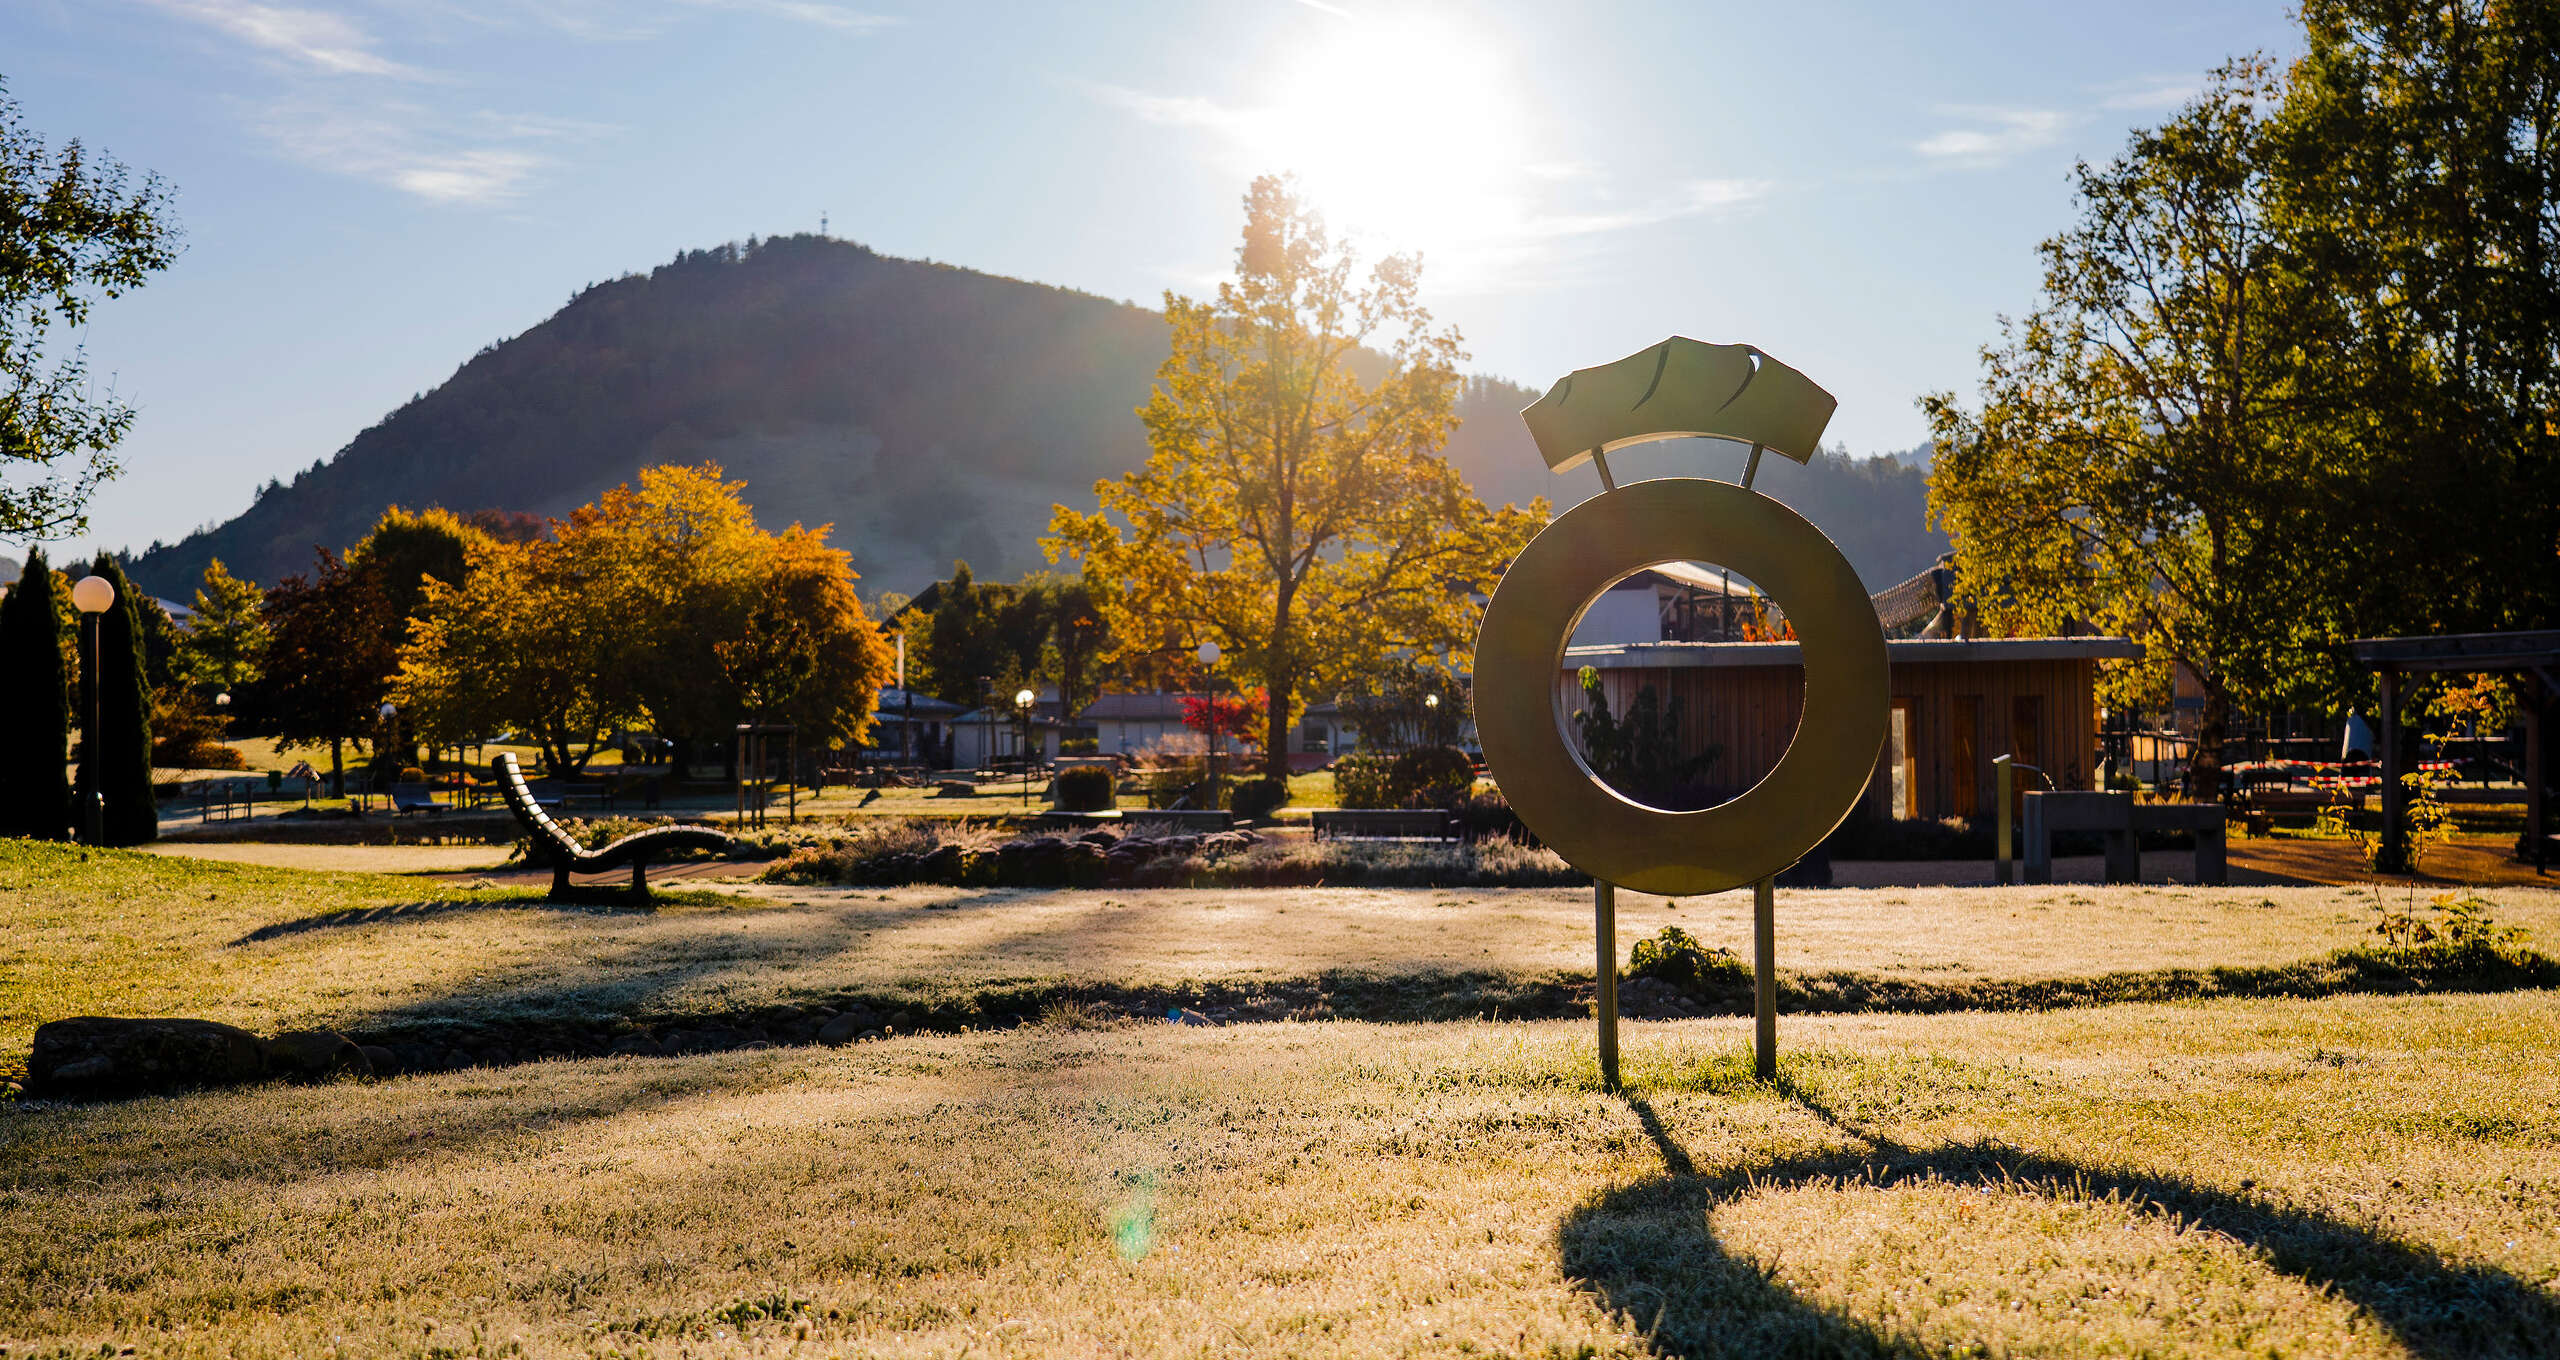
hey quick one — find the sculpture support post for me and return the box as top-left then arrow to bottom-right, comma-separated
1754,875 -> 1777,1080
1594,880 -> 1619,1089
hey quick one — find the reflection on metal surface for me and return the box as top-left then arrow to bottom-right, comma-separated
1475,478 -> 1888,896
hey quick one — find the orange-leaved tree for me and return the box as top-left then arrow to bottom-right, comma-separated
1046,176 -> 1544,778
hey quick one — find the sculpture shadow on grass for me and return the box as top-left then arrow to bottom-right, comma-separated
1559,1090 -> 2559,1360
231,894 -> 658,944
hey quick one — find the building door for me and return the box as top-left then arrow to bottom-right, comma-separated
1890,698 -> 1918,820
2012,695 -> 2044,772
1950,696 -> 1980,818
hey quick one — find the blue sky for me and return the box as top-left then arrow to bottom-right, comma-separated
7,0 -> 2301,561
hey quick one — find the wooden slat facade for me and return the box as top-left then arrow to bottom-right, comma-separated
1556,644 -> 2120,821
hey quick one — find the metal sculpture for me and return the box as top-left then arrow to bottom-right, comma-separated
1475,338 -> 1889,1084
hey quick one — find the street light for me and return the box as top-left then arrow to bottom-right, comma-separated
71,574 -> 116,845
1014,687 -> 1037,809
1196,641 -> 1222,805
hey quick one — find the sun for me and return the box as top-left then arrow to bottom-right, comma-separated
1247,12 -> 1534,274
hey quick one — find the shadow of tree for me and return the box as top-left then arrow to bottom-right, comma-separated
1560,1089 -> 2560,1359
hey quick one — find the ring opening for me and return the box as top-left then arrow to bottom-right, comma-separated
1555,559 -> 1808,813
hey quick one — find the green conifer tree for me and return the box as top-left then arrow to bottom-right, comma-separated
0,549 -> 72,838
82,555 -> 156,845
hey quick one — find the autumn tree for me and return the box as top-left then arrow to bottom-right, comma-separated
1924,62 -> 2346,795
395,535 -> 631,776
1047,176 -> 1544,778
1,79 -> 181,538
396,465 -> 890,771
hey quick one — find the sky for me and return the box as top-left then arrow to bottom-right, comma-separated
6,0 -> 2304,562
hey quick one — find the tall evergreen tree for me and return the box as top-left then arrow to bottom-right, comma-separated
81,554 -> 156,844
0,548 -> 71,838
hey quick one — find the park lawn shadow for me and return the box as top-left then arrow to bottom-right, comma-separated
1560,1091 -> 2560,1360
229,893 -> 667,944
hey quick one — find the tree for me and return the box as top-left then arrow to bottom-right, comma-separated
397,466 -> 892,771
172,557 -> 268,694
1337,656 -> 1463,756
1,78 -> 182,538
2277,2 -> 2560,639
0,546 -> 69,837
396,535 -> 630,776
1048,176 -> 1545,778
348,506 -> 485,639
79,554 -> 155,844
1923,61 -> 2346,796
257,549 -> 398,795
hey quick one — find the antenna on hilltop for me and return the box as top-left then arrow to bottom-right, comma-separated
820,210 -> 829,237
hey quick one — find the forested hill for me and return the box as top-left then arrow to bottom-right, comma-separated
125,234 -> 1945,599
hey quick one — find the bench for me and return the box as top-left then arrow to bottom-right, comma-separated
389,782 -> 447,816
1310,809 -> 1460,842
2021,792 -> 2227,885
493,753 -> 735,900
197,780 -> 256,823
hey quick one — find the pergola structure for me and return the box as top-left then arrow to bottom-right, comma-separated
2348,630 -> 2558,874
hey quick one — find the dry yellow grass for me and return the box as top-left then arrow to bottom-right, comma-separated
8,840 -> 2559,1066
2,994 -> 2555,1357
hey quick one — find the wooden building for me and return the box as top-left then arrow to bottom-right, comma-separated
1562,636 -> 2143,822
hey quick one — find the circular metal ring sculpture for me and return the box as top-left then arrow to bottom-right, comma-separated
1476,477 -> 1887,896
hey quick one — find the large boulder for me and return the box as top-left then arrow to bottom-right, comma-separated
263,1029 -> 373,1080
28,1017 -> 271,1098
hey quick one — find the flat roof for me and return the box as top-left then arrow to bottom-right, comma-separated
1565,636 -> 2144,669
2347,630 -> 2560,672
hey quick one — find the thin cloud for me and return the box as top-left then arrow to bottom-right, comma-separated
251,97 -> 612,204
2097,77 -> 2201,112
1914,105 -> 2070,166
148,0 -> 424,77
673,0 -> 901,33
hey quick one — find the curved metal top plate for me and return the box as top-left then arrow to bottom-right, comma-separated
1519,337 -> 1837,475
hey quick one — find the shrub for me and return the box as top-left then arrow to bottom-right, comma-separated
1454,789 -> 1531,844
1059,736 -> 1099,756
1055,765 -> 1114,812
1626,926 -> 1751,996
1390,745 -> 1476,807
1230,776 -> 1289,821
1333,752 -> 1396,808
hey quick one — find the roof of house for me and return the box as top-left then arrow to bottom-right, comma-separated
1079,691 -> 1205,722
870,686 -> 971,718
1565,636 -> 2144,669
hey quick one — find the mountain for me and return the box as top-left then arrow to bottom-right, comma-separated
126,235 -> 1945,600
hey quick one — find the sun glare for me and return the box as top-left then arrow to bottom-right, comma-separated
1250,13 -> 1533,276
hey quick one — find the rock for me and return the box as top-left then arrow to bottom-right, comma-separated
817,1013 -> 866,1045
358,1045 -> 400,1075
264,1030 -> 372,1080
29,1017 -> 269,1098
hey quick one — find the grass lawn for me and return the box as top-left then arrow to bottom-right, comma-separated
2,843 -> 2555,1356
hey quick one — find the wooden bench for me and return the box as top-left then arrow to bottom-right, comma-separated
1310,809 -> 1459,842
494,753 -> 734,900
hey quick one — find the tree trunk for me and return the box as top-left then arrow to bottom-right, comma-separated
2188,682 -> 2229,803
329,735 -> 344,800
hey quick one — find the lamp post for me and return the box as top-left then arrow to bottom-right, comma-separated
1196,641 -> 1221,806
1424,691 -> 1441,749
1014,687 -> 1037,809
71,574 -> 116,845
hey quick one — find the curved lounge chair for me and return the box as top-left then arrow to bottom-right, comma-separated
493,753 -> 734,900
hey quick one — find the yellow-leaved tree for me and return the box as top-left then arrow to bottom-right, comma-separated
1046,177 -> 1545,779
397,464 -> 892,772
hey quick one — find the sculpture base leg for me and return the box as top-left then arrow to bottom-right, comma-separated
1595,880 -> 1618,1090
1754,875 -> 1777,1081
